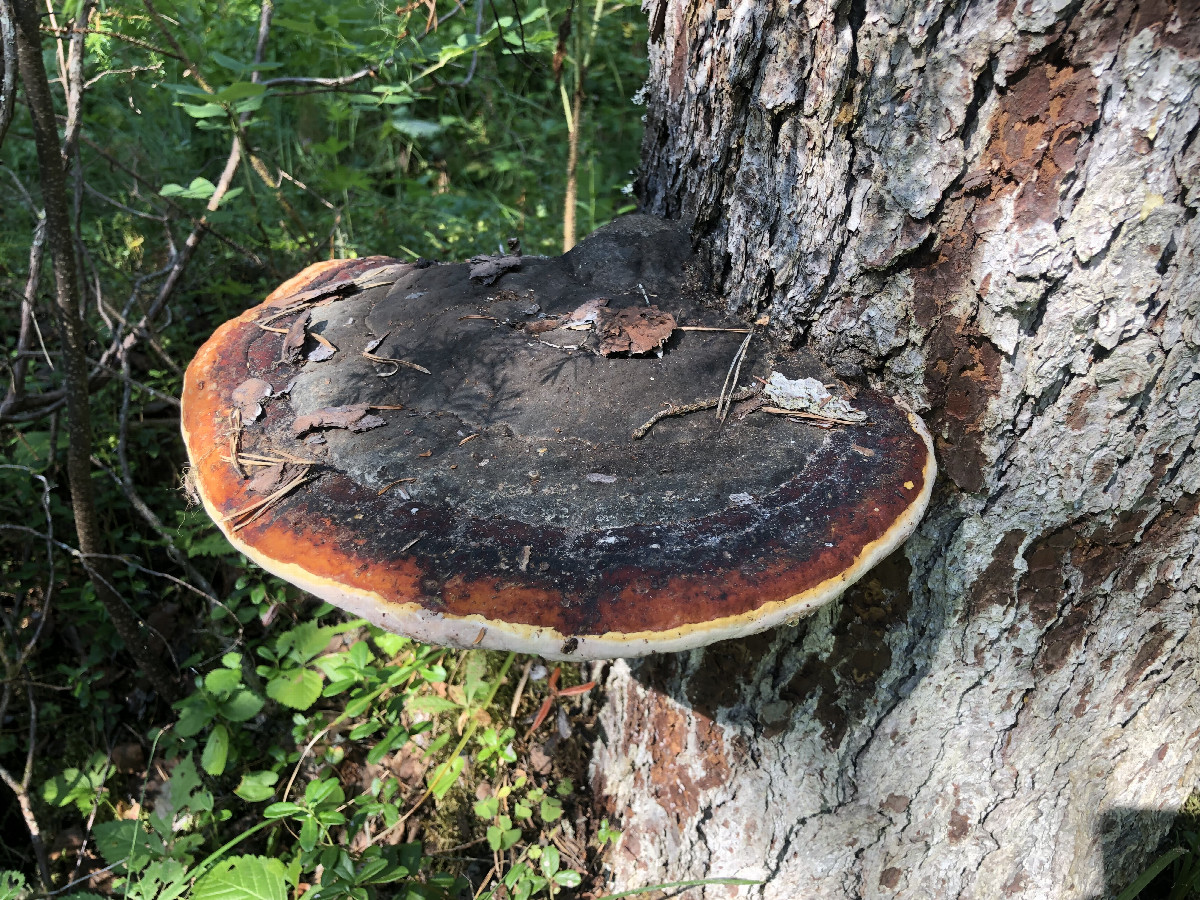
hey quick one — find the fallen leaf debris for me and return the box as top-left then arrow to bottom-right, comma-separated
281,310 -> 311,364
292,404 -> 387,437
231,378 -> 272,421
468,253 -> 522,285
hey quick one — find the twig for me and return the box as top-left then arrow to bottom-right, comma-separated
261,65 -> 383,88
677,325 -> 752,333
378,477 -> 418,496
229,408 -> 244,478
0,686 -> 51,890
632,387 -> 758,440
716,329 -> 754,422
509,659 -> 533,718
227,470 -> 317,531
45,25 -> 183,59
759,406 -> 868,426
0,0 -> 16,151
363,350 -> 432,375
83,62 -> 163,89
1,216 -> 49,420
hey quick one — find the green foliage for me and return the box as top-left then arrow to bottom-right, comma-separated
191,855 -> 288,900
1,0 -> 649,892
41,753 -> 114,816
0,872 -> 26,900
1119,813 -> 1200,900
595,817 -> 622,847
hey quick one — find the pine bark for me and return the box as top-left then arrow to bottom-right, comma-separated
591,0 -> 1200,896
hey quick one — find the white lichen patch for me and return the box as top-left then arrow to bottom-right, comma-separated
764,372 -> 867,422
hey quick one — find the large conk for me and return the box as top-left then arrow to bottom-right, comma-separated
181,216 -> 936,660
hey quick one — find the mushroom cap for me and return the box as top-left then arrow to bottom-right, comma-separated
182,216 -> 935,660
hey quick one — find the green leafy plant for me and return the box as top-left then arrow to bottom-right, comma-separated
41,753 -> 114,816
172,651 -> 265,775
595,817 -> 622,848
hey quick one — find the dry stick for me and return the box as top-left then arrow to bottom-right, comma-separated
377,477 -> 417,496
221,456 -> 277,467
41,0 -> 65,89
0,686 -> 51,891
248,449 -> 322,464
363,350 -> 431,375
633,387 -> 759,440
562,82 -> 582,252
759,406 -> 868,427
226,470 -> 317,531
83,62 -> 163,90
0,218 -> 48,418
229,408 -> 245,478
716,328 -> 754,422
65,2 -> 97,306
677,325 -> 753,333
45,24 -> 183,59
61,0 -> 94,161
509,659 -> 534,718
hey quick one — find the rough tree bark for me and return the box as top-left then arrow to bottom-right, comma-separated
591,0 -> 1199,896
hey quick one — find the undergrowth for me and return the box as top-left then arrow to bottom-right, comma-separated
0,0 -> 649,895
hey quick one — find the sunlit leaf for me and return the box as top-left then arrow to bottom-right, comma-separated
234,770 -> 279,803
192,855 -> 287,900
201,723 -> 229,775
265,668 -> 323,710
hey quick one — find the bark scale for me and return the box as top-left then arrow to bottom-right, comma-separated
591,0 -> 1200,896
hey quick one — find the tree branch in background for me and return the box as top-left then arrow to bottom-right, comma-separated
0,688 -> 51,892
13,0 -> 179,700
0,0 -> 16,152
1,217 -> 48,418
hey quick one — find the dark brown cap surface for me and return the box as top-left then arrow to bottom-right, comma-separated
182,216 -> 935,659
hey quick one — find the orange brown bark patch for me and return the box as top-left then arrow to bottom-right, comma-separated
634,682 -> 732,824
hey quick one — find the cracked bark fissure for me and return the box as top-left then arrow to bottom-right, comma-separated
592,0 -> 1200,896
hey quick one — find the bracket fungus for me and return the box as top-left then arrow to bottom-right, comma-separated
182,216 -> 935,660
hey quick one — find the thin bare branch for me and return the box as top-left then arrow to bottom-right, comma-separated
61,0 -> 95,161
46,25 -> 182,60
0,687 -> 51,891
1,217 -> 49,417
0,0 -> 16,151
83,62 -> 163,90
261,65 -> 382,88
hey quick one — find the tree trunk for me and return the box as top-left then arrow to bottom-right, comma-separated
591,0 -> 1200,896
13,0 -> 179,700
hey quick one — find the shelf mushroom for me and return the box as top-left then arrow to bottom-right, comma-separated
181,216 -> 935,660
